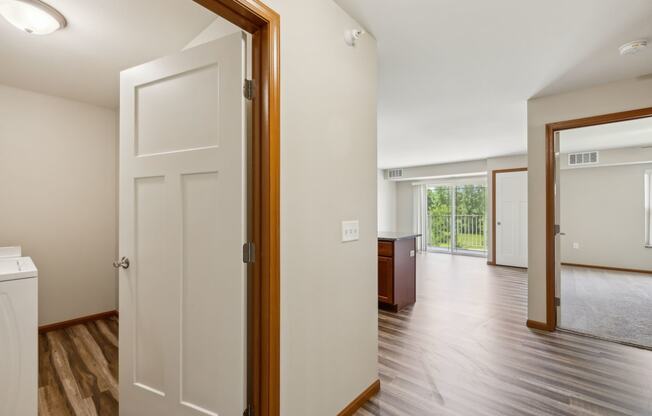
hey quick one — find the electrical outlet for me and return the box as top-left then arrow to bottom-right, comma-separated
573,242 -> 580,249
341,220 -> 359,242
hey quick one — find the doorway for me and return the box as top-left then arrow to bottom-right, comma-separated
426,181 -> 487,256
546,107 -> 652,348
17,0 -> 280,414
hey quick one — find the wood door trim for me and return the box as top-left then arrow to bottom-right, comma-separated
39,310 -> 118,333
545,106 -> 652,333
192,1 -> 280,414
491,167 -> 527,265
526,319 -> 553,331
562,262 -> 652,275
337,379 -> 381,416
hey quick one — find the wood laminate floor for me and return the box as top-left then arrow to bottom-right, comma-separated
356,253 -> 652,416
39,316 -> 118,416
38,256 -> 652,416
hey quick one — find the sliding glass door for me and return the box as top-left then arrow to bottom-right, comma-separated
427,184 -> 487,255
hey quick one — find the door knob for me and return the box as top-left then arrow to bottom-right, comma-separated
113,257 -> 130,269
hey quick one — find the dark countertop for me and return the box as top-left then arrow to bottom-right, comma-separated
378,232 -> 422,241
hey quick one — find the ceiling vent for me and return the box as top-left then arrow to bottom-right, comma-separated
386,169 -> 403,179
568,151 -> 599,166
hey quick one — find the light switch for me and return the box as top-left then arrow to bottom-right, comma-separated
341,220 -> 359,242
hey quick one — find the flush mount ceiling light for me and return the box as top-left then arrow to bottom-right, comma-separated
619,39 -> 648,56
0,0 -> 66,35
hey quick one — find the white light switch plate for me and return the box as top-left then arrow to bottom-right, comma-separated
341,220 -> 359,242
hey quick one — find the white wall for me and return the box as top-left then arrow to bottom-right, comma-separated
377,170 -> 397,231
560,157 -> 652,270
183,18 -> 239,50
256,1 -> 378,414
527,77 -> 652,323
0,84 -> 118,325
396,181 -> 414,234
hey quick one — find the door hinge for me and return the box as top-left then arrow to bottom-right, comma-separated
243,404 -> 254,416
555,297 -> 560,307
243,242 -> 255,264
243,79 -> 255,100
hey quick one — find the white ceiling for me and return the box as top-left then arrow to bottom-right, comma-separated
560,116 -> 652,153
335,0 -> 652,168
0,0 -> 216,108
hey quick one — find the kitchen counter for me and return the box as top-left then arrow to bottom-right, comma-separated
378,232 -> 422,241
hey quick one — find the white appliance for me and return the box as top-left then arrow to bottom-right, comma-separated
0,247 -> 38,416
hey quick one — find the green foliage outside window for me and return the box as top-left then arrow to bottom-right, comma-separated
428,185 -> 486,251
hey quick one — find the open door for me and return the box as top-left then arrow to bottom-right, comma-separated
118,32 -> 247,416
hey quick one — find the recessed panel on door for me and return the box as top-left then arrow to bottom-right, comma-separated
134,176 -> 167,396
136,64 -> 220,156
180,171 -> 245,415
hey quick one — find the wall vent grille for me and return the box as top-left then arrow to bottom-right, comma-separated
568,151 -> 599,166
387,169 -> 403,179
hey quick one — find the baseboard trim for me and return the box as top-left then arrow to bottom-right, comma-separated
562,262 -> 652,275
39,310 -> 118,333
526,319 -> 554,332
487,261 -> 496,266
337,379 -> 380,416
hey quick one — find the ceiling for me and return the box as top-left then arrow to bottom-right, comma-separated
560,116 -> 652,153
0,0 -> 216,108
335,0 -> 652,168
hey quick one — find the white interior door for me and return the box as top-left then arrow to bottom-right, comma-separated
496,171 -> 528,267
118,32 -> 246,416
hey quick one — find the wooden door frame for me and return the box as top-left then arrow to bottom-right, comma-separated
192,1 -> 280,414
543,107 -> 652,332
491,167 -> 527,266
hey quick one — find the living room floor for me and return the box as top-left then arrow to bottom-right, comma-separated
357,253 -> 652,416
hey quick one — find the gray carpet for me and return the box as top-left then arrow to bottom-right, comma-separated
559,266 -> 652,348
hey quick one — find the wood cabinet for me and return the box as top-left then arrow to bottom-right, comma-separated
378,234 -> 418,312
377,256 -> 393,304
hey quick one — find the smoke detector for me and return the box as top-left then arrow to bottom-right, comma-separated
619,39 -> 648,56
344,29 -> 365,47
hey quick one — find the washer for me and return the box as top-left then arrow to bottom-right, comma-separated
0,247 -> 37,416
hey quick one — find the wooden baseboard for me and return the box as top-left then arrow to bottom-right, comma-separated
526,319 -> 554,332
562,262 -> 652,275
39,310 -> 118,333
487,261 -> 496,266
337,379 -> 380,416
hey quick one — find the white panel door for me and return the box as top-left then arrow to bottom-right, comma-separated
496,171 -> 528,267
119,33 -> 246,416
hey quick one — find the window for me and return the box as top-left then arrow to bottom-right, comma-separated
426,182 -> 487,255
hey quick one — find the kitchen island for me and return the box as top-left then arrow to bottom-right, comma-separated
378,232 -> 420,312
